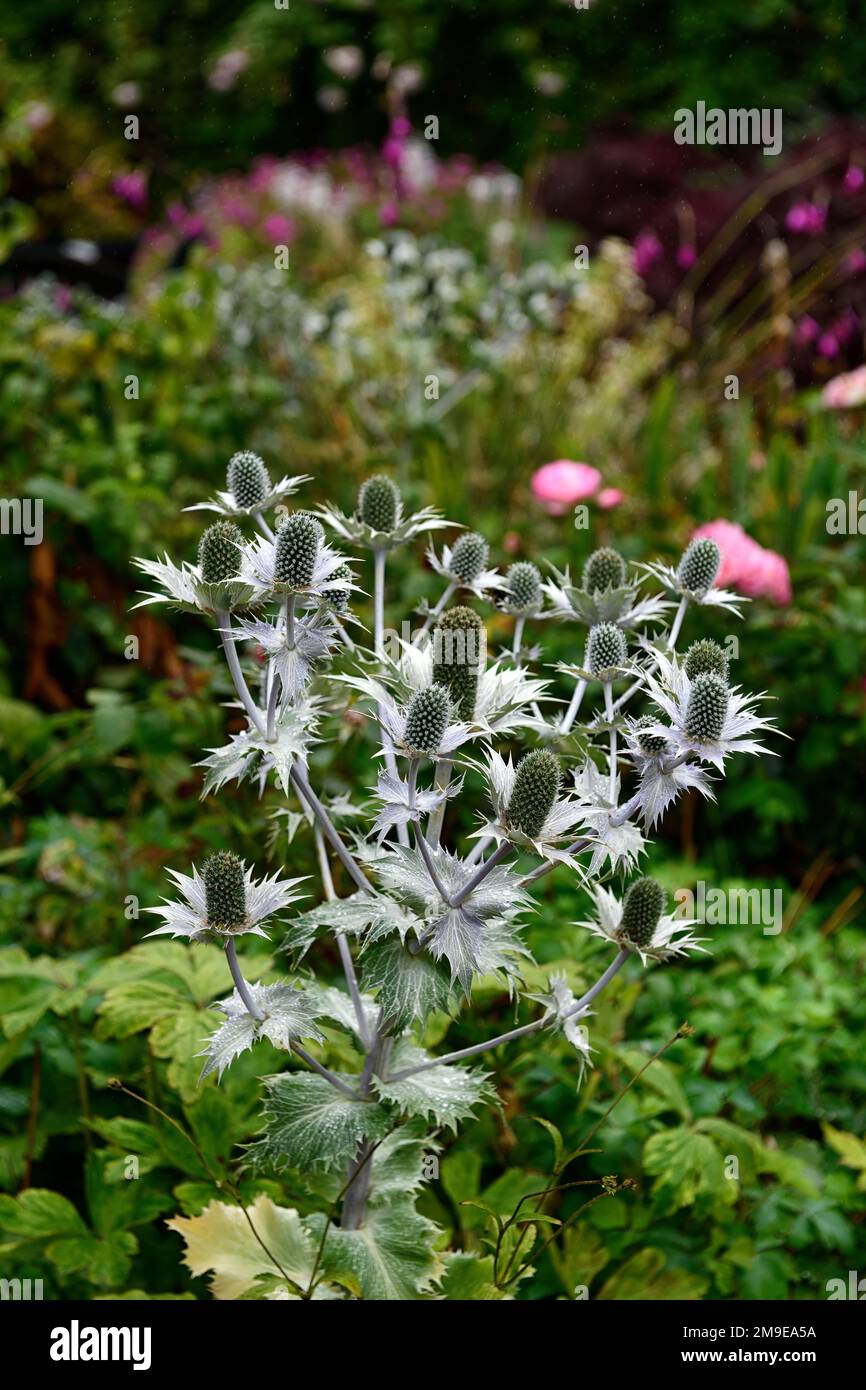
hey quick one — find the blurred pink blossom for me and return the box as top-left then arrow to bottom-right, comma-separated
818,331 -> 840,358
793,314 -> 820,346
262,213 -> 296,244
846,249 -> 866,275
785,201 -> 826,235
208,50 -> 249,92
843,165 -> 865,195
531,460 -> 602,515
693,520 -> 791,605
379,200 -> 398,226
822,364 -> 866,408
597,487 -> 625,510
633,231 -> 663,277
676,243 -> 697,269
112,170 -> 148,211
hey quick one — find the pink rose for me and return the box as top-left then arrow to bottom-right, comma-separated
822,365 -> 866,409
531,460 -> 602,515
693,521 -> 791,605
597,487 -> 625,510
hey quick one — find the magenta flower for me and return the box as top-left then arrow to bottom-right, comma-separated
676,243 -> 697,270
846,249 -> 866,275
633,231 -> 663,278
262,213 -> 296,245
843,165 -> 865,195
379,200 -> 398,227
818,331 -> 840,359
112,170 -> 148,211
531,460 -> 602,515
793,314 -> 820,346
693,521 -> 791,605
785,201 -> 826,235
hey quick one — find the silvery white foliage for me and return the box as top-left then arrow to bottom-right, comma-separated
578,884 -> 707,965
531,975 -> 593,1083
424,539 -> 506,601
373,1040 -> 492,1131
185,473 -> 312,519
198,697 -> 321,795
373,690 -> 472,760
239,531 -> 355,602
199,983 -> 325,1080
639,559 -> 746,616
132,553 -> 258,615
643,650 -> 778,772
542,566 -> 672,630
570,760 -> 646,875
229,611 -> 339,701
371,769 -> 464,843
143,863 -> 307,942
317,498 -> 451,551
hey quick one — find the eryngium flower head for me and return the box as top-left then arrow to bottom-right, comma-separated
619,877 -> 666,948
684,638 -> 729,683
633,714 -> 668,755
505,560 -> 542,612
507,749 -> 560,839
402,684 -> 453,755
358,474 -> 400,532
677,537 -> 721,597
198,522 -> 243,584
324,562 -> 352,613
582,547 -> 626,594
203,851 -> 247,933
449,532 -> 489,584
227,451 -> 272,510
586,621 -> 628,677
684,672 -> 729,742
274,513 -> 321,588
432,606 -> 484,719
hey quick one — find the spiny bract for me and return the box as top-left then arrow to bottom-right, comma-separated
633,714 -> 668,754
684,671 -> 729,742
403,684 -> 452,755
506,560 -> 541,610
432,606 -> 484,719
198,521 -> 243,583
586,621 -> 628,676
274,513 -> 321,587
357,474 -> 400,532
203,852 -> 247,932
507,748 -> 560,839
619,876 -> 666,947
227,451 -> 271,509
449,532 -> 489,584
582,546 -> 626,594
677,537 -> 721,596
325,562 -> 352,613
685,638 -> 729,682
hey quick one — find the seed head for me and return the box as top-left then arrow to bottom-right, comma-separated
677,537 -> 721,596
586,622 -> 627,676
582,547 -> 626,594
227,451 -> 271,509
198,521 -> 243,584
273,512 -> 321,587
432,607 -> 484,719
633,714 -> 668,755
403,684 -> 452,755
507,749 -> 560,839
449,532 -> 489,584
203,852 -> 247,932
684,672 -> 729,742
620,877 -> 666,948
358,474 -> 400,532
506,561 -> 541,610
684,638 -> 729,683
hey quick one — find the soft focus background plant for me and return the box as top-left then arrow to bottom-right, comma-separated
0,1 -> 864,1301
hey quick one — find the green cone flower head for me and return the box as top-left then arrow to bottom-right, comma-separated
507,749 -> 560,839
633,714 -> 668,755
203,852 -> 247,933
620,877 -> 666,948
324,562 -> 352,613
677,537 -> 721,597
506,561 -> 541,611
432,606 -> 484,719
582,547 -> 626,594
586,621 -> 627,677
198,521 -> 243,583
684,672 -> 729,742
403,684 -> 452,755
684,638 -> 729,683
449,532 -> 489,584
227,451 -> 272,509
274,512 -> 321,588
358,474 -> 400,532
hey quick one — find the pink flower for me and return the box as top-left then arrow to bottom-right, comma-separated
633,231 -> 663,278
843,165 -> 865,195
597,487 -> 625,510
676,243 -> 697,270
262,213 -> 296,245
111,170 -> 148,211
379,200 -> 398,227
785,201 -> 826,235
531,460 -> 602,515
818,331 -> 840,359
793,314 -> 820,346
822,364 -> 866,408
693,521 -> 791,605
846,249 -> 866,275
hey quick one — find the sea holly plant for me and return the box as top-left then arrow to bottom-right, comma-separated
134,462 -> 779,1300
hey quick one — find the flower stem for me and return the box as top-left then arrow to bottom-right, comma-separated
217,612 -> 265,735
604,682 -> 617,803
450,842 -> 511,908
560,677 -> 587,735
224,939 -> 263,1020
519,837 -> 592,886
290,763 -> 372,895
426,757 -> 451,848
417,580 -> 455,639
314,826 -> 370,1049
512,615 -> 525,658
